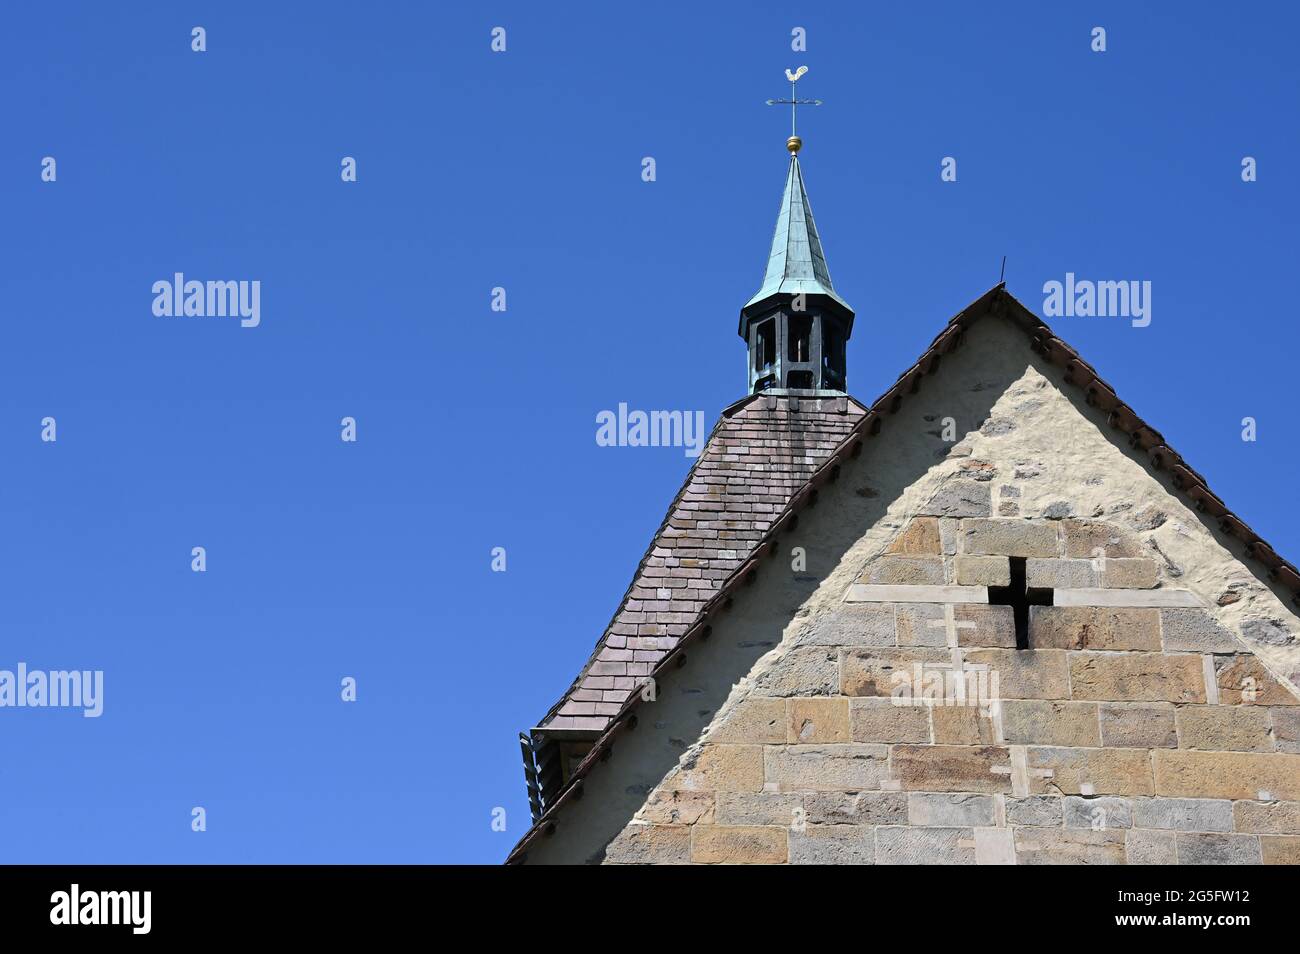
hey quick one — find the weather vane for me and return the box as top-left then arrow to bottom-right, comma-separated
766,65 -> 822,154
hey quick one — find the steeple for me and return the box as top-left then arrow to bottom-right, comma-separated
744,155 -> 853,316
740,68 -> 855,394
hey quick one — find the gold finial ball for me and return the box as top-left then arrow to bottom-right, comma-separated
786,135 -> 803,155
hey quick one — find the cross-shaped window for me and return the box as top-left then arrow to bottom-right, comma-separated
987,557 -> 1053,649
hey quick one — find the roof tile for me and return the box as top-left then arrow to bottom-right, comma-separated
535,392 -> 864,733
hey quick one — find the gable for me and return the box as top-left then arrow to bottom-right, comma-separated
511,295 -> 1300,864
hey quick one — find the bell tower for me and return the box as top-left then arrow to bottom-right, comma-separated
740,68 -> 854,394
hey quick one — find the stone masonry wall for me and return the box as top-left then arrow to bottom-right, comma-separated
603,509 -> 1300,865
522,314 -> 1300,865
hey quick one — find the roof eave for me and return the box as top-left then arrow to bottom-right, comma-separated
738,286 -> 856,337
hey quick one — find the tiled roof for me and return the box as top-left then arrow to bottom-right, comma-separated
537,393 -> 866,733
508,284 -> 1300,863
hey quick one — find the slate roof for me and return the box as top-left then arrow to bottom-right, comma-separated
509,283 -> 1300,863
742,155 -> 852,316
536,393 -> 866,733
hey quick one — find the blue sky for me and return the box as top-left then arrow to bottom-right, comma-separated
1,2 -> 1296,863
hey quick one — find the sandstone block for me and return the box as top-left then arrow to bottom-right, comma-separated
1030,607 -> 1161,652
764,744 -> 890,792
876,826 -> 976,865
1271,707 -> 1300,754
849,697 -> 931,743
898,604 -> 1013,648
962,519 -> 1059,557
955,555 -> 1010,587
931,703 -> 997,745
1027,746 -> 1155,796
1175,832 -> 1261,865
793,604 -> 896,648
1175,704 -> 1273,752
1261,835 -> 1300,865
867,556 -> 946,586
885,517 -> 942,555
717,795 -> 909,831
753,646 -> 839,697
1160,608 -> 1238,653
920,480 -> 991,519
939,518 -> 961,555
672,744 -> 765,793
1215,655 -> 1299,706
1101,558 -> 1160,589
803,791 -> 908,826
714,792 -> 800,827
1099,703 -> 1177,748
638,790 -> 716,826
1062,796 -> 1133,830
790,826 -> 875,864
1061,519 -> 1143,558
1154,750 -> 1300,801
1014,828 -> 1126,864
1027,558 -> 1097,589
1232,800 -> 1300,834
1005,795 -> 1062,827
895,603 -> 948,647
964,648 -> 1069,699
890,744 -> 1012,794
787,697 -> 851,744
908,793 -> 996,827
1002,700 -> 1101,747
604,824 -> 690,864
841,647 -> 947,697
1126,829 -> 1177,864
1131,797 -> 1233,832
1069,652 -> 1206,703
955,604 -> 1017,648
691,825 -> 788,864
709,697 -> 786,743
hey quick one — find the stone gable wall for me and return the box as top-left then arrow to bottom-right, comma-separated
521,314 -> 1299,865
604,511 -> 1300,864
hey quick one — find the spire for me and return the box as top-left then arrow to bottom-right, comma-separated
743,155 -> 852,315
739,67 -> 855,395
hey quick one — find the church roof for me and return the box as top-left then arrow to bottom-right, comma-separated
742,156 -> 853,316
510,283 -> 1300,863
536,393 -> 866,734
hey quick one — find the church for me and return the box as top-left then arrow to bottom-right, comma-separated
507,101 -> 1300,866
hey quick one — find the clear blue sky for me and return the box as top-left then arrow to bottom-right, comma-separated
1,2 -> 1296,863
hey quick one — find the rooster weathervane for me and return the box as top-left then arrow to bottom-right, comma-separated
766,65 -> 822,154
